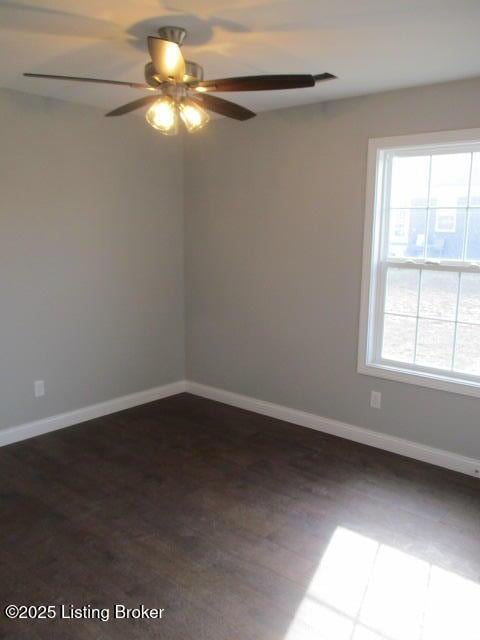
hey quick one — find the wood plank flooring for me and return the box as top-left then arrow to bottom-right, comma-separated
1,393 -> 479,639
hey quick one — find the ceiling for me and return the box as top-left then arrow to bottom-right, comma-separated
1,0 -> 480,116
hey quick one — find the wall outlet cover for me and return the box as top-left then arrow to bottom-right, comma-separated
34,380 -> 45,398
370,390 -> 381,409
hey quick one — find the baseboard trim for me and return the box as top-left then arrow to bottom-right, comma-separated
0,380 -> 187,448
186,381 -> 480,478
3,379 -> 479,478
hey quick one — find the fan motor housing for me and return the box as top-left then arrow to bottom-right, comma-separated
144,60 -> 204,87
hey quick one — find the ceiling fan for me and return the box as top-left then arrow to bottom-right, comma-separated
24,26 -> 336,135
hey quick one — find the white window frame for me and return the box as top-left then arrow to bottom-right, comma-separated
358,128 -> 480,398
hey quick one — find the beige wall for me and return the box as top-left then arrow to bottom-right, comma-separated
0,88 -> 185,430
185,77 -> 480,459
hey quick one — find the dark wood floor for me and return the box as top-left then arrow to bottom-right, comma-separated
1,393 -> 479,640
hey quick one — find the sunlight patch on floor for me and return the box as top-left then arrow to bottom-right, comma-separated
284,526 -> 480,640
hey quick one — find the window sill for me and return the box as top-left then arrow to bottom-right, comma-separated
358,361 -> 480,399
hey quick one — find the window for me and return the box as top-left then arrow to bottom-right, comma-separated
358,129 -> 480,397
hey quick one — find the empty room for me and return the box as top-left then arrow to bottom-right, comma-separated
1,1 -> 480,639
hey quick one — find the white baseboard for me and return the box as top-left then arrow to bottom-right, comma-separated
0,380 -> 187,448
3,378 -> 479,478
186,381 -> 480,478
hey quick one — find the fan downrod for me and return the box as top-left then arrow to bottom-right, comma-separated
157,26 -> 187,46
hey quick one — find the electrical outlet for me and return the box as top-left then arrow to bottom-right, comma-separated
34,380 -> 45,398
370,390 -> 381,409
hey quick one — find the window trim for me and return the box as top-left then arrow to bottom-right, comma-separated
358,128 -> 480,399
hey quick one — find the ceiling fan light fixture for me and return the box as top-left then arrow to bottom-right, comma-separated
145,96 -> 178,135
25,25 -> 338,131
179,100 -> 210,133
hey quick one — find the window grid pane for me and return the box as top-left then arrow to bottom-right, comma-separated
454,324 -> 480,375
429,153 -> 471,208
387,209 -> 427,259
418,270 -> 459,321
426,209 -> 467,260
415,318 -> 455,370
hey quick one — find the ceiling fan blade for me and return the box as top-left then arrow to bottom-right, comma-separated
105,95 -> 159,117
147,36 -> 185,82
191,93 -> 255,121
313,73 -> 337,82
195,74 -> 317,92
24,73 -> 150,89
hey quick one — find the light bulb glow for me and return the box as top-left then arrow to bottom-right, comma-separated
145,96 -> 179,135
179,100 -> 210,133
163,41 -> 184,78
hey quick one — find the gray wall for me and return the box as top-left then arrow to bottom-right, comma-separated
185,76 -> 480,459
3,77 -> 480,459
0,88 -> 184,431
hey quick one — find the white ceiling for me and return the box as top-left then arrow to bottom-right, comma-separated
1,0 -> 480,117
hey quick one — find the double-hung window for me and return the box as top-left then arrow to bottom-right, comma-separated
359,129 -> 480,397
